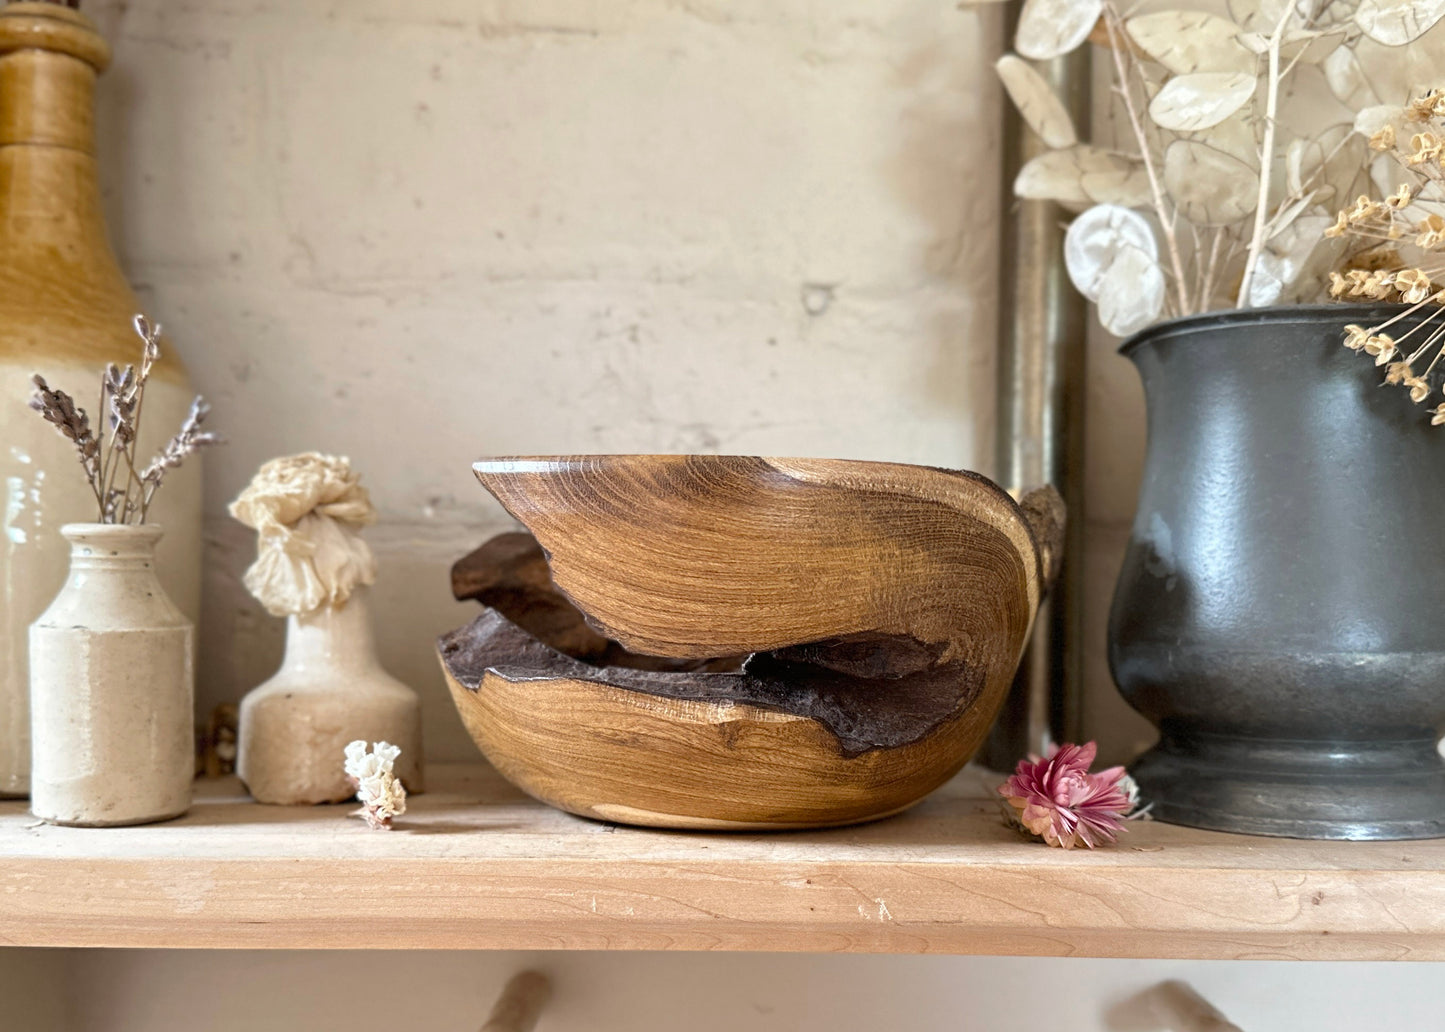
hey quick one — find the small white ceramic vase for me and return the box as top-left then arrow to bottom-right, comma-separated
237,585 -> 423,804
29,524 -> 194,826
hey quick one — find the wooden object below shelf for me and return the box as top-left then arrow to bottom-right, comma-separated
481,971 -> 551,1032
0,763 -> 1442,959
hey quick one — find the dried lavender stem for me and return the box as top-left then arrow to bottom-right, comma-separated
119,372 -> 150,521
94,378 -> 107,519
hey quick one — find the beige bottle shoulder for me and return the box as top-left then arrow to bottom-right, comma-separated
0,300 -> 192,387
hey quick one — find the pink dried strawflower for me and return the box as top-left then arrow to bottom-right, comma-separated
999,741 -> 1133,849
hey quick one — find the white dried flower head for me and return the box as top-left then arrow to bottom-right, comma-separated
1343,324 -> 1370,350
372,741 -> 401,770
1432,402 -> 1445,426
1366,334 -> 1399,365
1406,376 -> 1432,404
1384,360 -> 1414,385
1370,124 -> 1397,152
343,739 -> 370,779
1386,184 -> 1414,210
1348,270 -> 1394,299
1415,214 -> 1445,251
1408,131 -> 1443,166
1349,195 -> 1381,221
1394,268 -> 1435,304
343,740 -> 407,830
1408,91 -> 1445,122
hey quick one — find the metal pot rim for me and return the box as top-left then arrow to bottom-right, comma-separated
1117,302 -> 1424,357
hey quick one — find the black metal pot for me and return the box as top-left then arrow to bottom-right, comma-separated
1109,304 -> 1445,840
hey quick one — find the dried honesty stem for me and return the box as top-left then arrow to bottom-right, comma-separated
27,315 -> 224,523
343,740 -> 407,830
988,0 -> 1445,335
1326,90 -> 1445,425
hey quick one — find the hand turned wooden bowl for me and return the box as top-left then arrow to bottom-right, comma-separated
439,455 -> 1063,830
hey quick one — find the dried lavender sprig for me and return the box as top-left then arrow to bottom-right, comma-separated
111,316 -> 163,520
26,312 -> 221,523
106,369 -> 138,443
29,375 -> 104,509
132,315 -> 161,382
139,395 -> 224,519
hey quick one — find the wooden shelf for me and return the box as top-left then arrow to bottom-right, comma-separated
1,763 -> 1442,958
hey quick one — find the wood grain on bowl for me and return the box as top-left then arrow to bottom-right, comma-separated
441,455 -> 1062,829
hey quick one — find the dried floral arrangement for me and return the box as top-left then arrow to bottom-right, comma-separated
343,740 -> 408,830
992,0 -> 1445,336
1324,90 -> 1445,424
998,741 -> 1145,848
28,315 -> 222,523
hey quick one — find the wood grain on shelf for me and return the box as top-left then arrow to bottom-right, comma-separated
0,764 -> 1441,959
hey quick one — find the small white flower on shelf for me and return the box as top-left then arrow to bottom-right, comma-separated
343,740 -> 407,830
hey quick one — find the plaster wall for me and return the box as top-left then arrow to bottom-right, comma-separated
85,0 -> 1005,762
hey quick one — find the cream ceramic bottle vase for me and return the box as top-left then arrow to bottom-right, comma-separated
30,524 -> 193,825
239,586 -> 424,804
0,3 -> 203,798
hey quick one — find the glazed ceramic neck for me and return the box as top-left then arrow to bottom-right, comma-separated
0,5 -> 120,291
0,5 -> 108,152
62,522 -> 164,568
50,522 -> 182,630
281,586 -> 384,677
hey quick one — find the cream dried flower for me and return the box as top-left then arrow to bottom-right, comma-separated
344,740 -> 407,830
1349,270 -> 1394,300
1408,131 -> 1443,166
1365,334 -> 1398,364
1408,90 -> 1445,121
230,453 -> 377,617
1349,195 -> 1381,221
1330,93 -> 1445,427
1384,360 -> 1414,385
1417,214 -> 1445,250
1394,268 -> 1435,304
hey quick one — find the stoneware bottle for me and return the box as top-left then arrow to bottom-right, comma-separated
30,524 -> 194,826
0,3 -> 203,798
239,585 -> 423,804
231,453 -> 423,804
